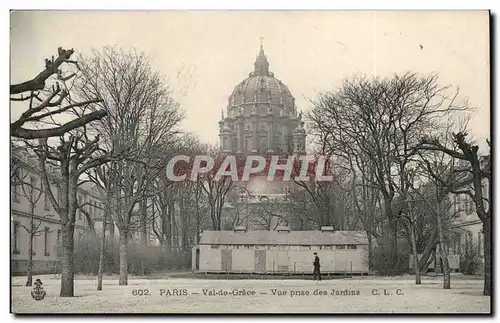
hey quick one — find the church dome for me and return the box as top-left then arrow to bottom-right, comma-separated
226,46 -> 297,116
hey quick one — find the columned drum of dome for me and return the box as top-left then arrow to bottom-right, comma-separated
219,45 -> 306,155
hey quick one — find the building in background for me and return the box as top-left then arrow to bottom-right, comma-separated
445,158 -> 490,272
409,157 -> 490,274
216,45 -> 308,230
11,146 -> 104,275
218,44 -> 306,156
192,225 -> 369,274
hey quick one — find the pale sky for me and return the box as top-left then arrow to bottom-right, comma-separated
10,10 -> 490,147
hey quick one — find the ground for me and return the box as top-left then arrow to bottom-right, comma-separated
11,274 -> 490,314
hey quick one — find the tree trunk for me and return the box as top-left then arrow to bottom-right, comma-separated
409,225 -> 421,284
106,218 -> 115,276
422,252 -> 435,274
179,198 -> 188,253
60,223 -> 75,297
417,227 -> 438,272
97,216 -> 107,291
118,230 -> 128,285
140,199 -> 148,246
384,197 -> 398,269
139,199 -> 147,276
162,215 -> 172,251
195,209 -> 201,245
483,221 -> 491,296
366,231 -> 373,271
436,189 -> 450,289
26,210 -> 35,287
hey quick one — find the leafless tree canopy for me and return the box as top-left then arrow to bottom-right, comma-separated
307,72 -> 471,270
11,47 -> 107,139
76,47 -> 185,285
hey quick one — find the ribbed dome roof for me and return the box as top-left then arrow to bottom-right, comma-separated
227,46 -> 296,114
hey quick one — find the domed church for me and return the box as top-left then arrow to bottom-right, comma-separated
216,45 -> 308,230
219,45 -> 306,155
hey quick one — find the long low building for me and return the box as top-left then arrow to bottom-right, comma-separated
192,226 -> 369,274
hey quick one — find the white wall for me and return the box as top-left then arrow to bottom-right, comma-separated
198,244 -> 370,273
199,245 -> 222,271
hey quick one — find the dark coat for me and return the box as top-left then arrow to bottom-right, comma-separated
313,255 -> 320,268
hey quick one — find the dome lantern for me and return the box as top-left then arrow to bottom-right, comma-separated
253,45 -> 270,76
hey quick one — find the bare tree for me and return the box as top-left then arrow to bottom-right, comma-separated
32,129 -> 113,297
198,148 -> 237,231
77,47 -> 184,286
253,195 -> 287,231
347,159 -> 384,270
420,132 -> 491,295
11,47 -> 106,139
308,72 -> 467,269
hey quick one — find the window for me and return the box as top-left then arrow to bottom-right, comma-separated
347,245 -> 357,250
42,181 -> 50,210
13,221 -> 20,254
56,229 -> 61,257
30,176 -> 37,199
13,168 -> 20,202
211,244 -> 219,249
336,245 -> 346,250
482,181 -> 489,200
462,194 -> 469,213
323,246 -> 334,250
467,196 -> 474,214
457,233 -> 462,255
44,227 -> 50,256
56,184 -> 62,204
452,232 -> 459,254
465,231 -> 473,252
478,232 -> 482,255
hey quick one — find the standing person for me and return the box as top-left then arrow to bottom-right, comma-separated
313,252 -> 321,281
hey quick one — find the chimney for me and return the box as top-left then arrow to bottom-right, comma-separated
321,226 -> 334,233
234,226 -> 247,233
276,225 -> 291,233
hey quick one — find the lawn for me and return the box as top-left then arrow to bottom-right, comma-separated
11,274 -> 490,314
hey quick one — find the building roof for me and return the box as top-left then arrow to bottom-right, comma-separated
199,230 -> 368,246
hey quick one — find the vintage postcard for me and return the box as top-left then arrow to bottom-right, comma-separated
10,10 -> 491,314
